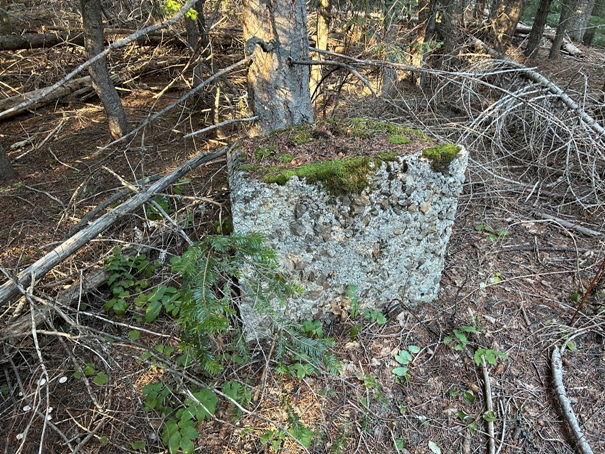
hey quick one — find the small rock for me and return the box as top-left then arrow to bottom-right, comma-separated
420,202 -> 431,214
290,221 -> 306,236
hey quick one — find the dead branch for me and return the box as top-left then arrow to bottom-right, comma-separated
516,24 -> 582,57
0,0 -> 199,121
535,211 -> 604,237
0,29 -> 186,51
292,58 -> 377,96
184,116 -> 258,138
0,142 -> 234,307
0,56 -> 185,120
551,347 -> 594,454
0,32 -> 84,51
480,355 -> 496,454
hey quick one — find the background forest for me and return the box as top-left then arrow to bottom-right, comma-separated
0,0 -> 604,453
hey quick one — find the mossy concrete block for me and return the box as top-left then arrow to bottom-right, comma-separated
228,144 -> 467,338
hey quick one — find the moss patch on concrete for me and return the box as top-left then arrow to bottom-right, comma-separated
421,144 -> 460,173
264,156 -> 382,194
237,118 -> 441,194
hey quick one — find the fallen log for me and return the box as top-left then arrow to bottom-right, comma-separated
0,29 -> 186,51
0,76 -> 92,119
516,23 -> 582,57
0,143 -> 234,307
0,32 -> 84,51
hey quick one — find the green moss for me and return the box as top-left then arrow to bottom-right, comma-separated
291,125 -> 313,144
274,153 -> 295,163
263,156 -> 381,194
388,135 -> 411,145
376,151 -> 398,161
421,144 -> 460,173
255,146 -> 276,159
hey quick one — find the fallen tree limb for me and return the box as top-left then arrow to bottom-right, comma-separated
0,142 -> 234,307
551,347 -> 594,454
516,24 -> 582,57
480,355 -> 496,454
0,268 -> 108,341
0,32 -> 85,51
535,211 -> 604,237
0,29 -> 185,51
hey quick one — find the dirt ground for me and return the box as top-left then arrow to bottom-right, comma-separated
1,5 -> 605,454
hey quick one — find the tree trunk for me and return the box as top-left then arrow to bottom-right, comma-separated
568,0 -> 595,41
311,0 -> 331,98
490,0 -> 526,52
549,0 -> 578,59
81,0 -> 129,139
0,144 -> 18,184
381,0 -> 399,95
0,0 -> 11,35
242,0 -> 313,135
525,0 -> 553,57
186,0 -> 221,133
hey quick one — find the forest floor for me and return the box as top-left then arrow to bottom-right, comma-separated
1,6 -> 605,454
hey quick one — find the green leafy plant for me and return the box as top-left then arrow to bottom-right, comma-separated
474,348 -> 508,366
392,345 -> 420,382
347,285 -> 387,325
475,224 -> 510,242
443,325 -> 477,351
104,248 -> 158,315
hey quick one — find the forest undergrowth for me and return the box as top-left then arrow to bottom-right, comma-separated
1,1 -> 605,453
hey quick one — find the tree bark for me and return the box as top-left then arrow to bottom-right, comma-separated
186,0 -> 221,132
568,0 -> 595,41
242,0 -> 313,135
311,0 -> 331,97
525,0 -> 554,57
0,144 -> 18,184
549,0 -> 578,59
0,0 -> 12,36
490,0 -> 526,52
81,0 -> 129,139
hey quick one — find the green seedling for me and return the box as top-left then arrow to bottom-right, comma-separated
392,345 -> 420,382
474,348 -> 508,366
443,325 -> 477,350
475,224 -> 510,242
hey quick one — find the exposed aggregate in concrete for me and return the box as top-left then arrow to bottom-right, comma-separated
229,146 -> 468,336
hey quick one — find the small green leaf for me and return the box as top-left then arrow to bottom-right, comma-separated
128,330 -> 141,341
428,440 -> 442,453
408,345 -> 421,354
131,440 -> 146,450
93,372 -> 108,386
394,438 -> 406,451
463,390 -> 475,405
180,424 -> 198,440
392,367 -> 409,377
456,410 -> 469,421
146,299 -> 163,323
83,363 -> 95,376
350,323 -> 362,340
565,340 -> 577,351
483,410 -> 496,422
180,436 -> 195,454
395,350 -> 413,365
99,436 -> 109,446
